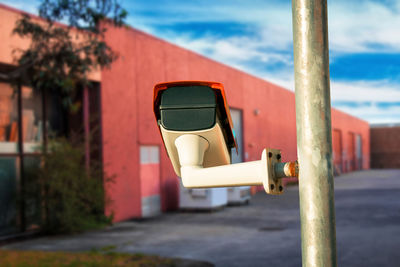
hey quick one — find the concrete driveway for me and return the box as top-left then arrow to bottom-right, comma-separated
3,170 -> 400,267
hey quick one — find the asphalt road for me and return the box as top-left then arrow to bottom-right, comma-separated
3,169 -> 400,267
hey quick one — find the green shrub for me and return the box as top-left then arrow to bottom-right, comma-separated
31,138 -> 114,234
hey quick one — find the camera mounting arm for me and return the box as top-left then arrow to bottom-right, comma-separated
175,134 -> 298,195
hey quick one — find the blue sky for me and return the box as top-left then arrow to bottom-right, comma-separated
3,0 -> 400,124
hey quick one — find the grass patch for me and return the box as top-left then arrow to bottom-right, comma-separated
0,250 -> 177,267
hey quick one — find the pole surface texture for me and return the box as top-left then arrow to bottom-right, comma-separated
292,0 -> 337,266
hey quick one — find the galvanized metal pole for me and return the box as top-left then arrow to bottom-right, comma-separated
291,0 -> 337,266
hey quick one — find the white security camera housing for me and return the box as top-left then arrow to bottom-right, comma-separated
153,81 -> 237,177
153,81 -> 297,195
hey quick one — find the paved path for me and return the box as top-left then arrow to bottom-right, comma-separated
3,170 -> 400,266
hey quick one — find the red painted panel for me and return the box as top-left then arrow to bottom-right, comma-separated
164,43 -> 189,81
135,32 -> 166,144
101,25 -> 141,222
140,163 -> 160,197
348,132 -> 356,172
333,129 -> 343,174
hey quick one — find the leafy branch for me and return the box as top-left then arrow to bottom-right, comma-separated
12,0 -> 127,106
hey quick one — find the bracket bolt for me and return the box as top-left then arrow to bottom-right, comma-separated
270,184 -> 275,190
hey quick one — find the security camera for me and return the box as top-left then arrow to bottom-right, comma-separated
153,81 -> 298,195
153,81 -> 237,176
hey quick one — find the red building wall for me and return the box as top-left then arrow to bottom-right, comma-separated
101,26 -> 370,222
0,4 -> 370,224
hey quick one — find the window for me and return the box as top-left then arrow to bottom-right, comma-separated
22,86 -> 43,153
0,82 -> 18,153
0,83 -> 44,154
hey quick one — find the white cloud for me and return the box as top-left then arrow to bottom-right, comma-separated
172,34 -> 291,66
330,80 -> 400,123
331,81 -> 400,103
329,1 -> 400,53
337,104 -> 400,124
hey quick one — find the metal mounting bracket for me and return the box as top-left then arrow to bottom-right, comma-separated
262,148 -> 284,195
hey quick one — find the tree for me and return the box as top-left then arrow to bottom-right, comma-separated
12,0 -> 127,106
10,0 -> 127,233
